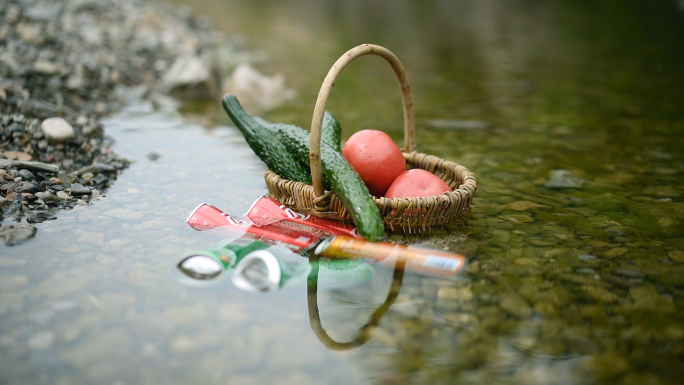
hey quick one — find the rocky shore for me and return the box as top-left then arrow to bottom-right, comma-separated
0,0 -> 236,245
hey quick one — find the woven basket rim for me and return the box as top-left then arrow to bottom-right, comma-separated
265,150 -> 476,205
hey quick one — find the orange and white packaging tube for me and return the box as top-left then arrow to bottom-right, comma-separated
314,235 -> 466,279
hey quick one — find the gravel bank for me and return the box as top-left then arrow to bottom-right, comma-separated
0,0 -> 234,244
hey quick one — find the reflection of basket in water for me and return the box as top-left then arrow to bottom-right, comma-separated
307,251 -> 405,350
265,44 -> 477,232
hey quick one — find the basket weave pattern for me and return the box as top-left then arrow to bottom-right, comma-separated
266,152 -> 476,229
264,44 -> 477,231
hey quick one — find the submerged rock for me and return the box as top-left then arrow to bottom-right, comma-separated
162,53 -> 218,100
0,224 -> 37,246
504,201 -> 552,212
222,64 -> 295,114
545,169 -> 585,189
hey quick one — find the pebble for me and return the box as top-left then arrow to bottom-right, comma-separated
16,169 -> 36,182
499,295 -> 532,318
642,186 -> 681,197
545,169 -> 585,189
70,183 -> 91,196
578,254 -> 596,260
33,60 -> 58,75
503,215 -> 534,223
41,117 -> 75,143
583,285 -> 619,303
490,230 -> 510,244
437,285 -> 473,301
34,191 -> 51,200
9,160 -> 60,173
668,250 -> 684,263
56,191 -> 70,200
514,258 -> 540,267
527,238 -> 557,247
504,200 -> 552,212
628,286 -> 674,313
615,269 -> 644,279
162,54 -> 217,100
0,225 -> 37,246
2,151 -> 32,161
600,247 -> 629,259
17,23 -> 44,45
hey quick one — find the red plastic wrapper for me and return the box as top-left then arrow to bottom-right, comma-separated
185,197 -> 358,253
186,197 -> 466,278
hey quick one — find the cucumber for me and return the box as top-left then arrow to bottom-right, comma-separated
321,111 -> 342,152
222,95 -> 311,184
260,121 -> 385,242
253,112 -> 341,183
257,111 -> 342,152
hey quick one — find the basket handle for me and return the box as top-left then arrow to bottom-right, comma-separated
310,44 -> 416,198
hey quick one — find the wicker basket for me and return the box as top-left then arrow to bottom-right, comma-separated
265,44 -> 477,231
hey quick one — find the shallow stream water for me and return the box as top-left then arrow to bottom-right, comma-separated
2,0 -> 684,384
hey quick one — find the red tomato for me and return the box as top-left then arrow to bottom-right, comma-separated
342,130 -> 406,197
385,169 -> 452,198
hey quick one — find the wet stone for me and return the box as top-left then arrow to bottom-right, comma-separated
527,237 -> 557,247
543,248 -> 567,258
9,161 -> 60,173
0,225 -> 37,246
504,200 -> 552,212
583,285 -> 619,303
2,151 -> 32,161
628,286 -> 674,313
41,117 -> 75,143
578,254 -> 596,261
545,169 -> 585,189
56,191 -> 70,200
642,186 -> 681,197
602,274 -> 634,288
70,183 -> 91,196
96,163 -> 116,174
600,247 -> 629,259
490,230 -> 510,245
668,251 -> 684,263
16,169 -> 36,182
615,269 -> 644,279
499,295 -> 532,318
503,215 -> 534,223
437,285 -> 473,301
514,258 -> 540,267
